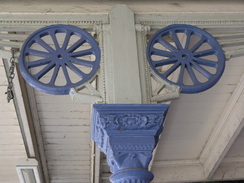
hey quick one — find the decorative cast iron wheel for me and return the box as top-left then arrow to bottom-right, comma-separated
147,24 -> 225,94
19,24 -> 101,95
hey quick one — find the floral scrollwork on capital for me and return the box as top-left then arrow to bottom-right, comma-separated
99,113 -> 164,130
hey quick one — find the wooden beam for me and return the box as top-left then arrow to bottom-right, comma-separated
25,85 -> 50,183
104,5 -> 142,104
151,159 -> 205,183
199,73 -> 244,178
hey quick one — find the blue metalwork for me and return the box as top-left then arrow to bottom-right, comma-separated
147,24 -> 225,94
92,104 -> 169,183
19,24 -> 101,95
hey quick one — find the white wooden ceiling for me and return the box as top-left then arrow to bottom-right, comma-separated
0,1 -> 244,183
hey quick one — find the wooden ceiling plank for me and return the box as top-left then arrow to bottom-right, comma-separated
199,73 -> 244,179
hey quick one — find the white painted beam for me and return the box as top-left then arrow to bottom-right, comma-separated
25,85 -> 50,183
199,73 -> 244,179
151,159 -> 205,183
104,5 -> 142,104
0,50 -> 20,60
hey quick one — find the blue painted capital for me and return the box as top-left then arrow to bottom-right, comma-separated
92,104 -> 169,183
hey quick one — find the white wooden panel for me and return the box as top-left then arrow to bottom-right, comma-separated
34,90 -> 92,182
0,61 -> 27,183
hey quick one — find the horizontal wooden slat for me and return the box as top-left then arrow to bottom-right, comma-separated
43,132 -> 90,139
0,138 -> 23,144
38,111 -> 90,119
0,108 -> 17,116
0,33 -> 28,41
41,125 -> 90,132
47,155 -> 90,161
0,144 -> 25,150
49,169 -> 90,174
44,149 -> 90,156
35,94 -> 77,104
43,138 -> 90,145
0,26 -> 39,32
178,92 -> 232,103
48,164 -> 90,170
48,165 -> 90,171
215,33 -> 244,40
0,40 -> 22,48
50,178 -> 90,183
0,132 -> 23,138
0,105 -> 16,112
44,144 -> 90,150
37,103 -> 91,112
40,118 -> 90,126
0,150 -> 25,156
47,160 -> 90,166
0,125 -> 21,132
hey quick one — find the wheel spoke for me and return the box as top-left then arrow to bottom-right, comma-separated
162,62 -> 181,77
152,57 -> 178,67
186,64 -> 200,85
184,30 -> 192,50
69,49 -> 93,57
177,63 -> 186,85
62,64 -> 72,85
190,61 -> 213,79
190,37 -> 206,53
62,30 -> 72,50
27,48 -> 51,58
158,37 -> 178,52
65,61 -> 86,78
49,65 -> 60,85
193,49 -> 216,57
193,57 -> 218,68
49,30 -> 60,50
35,37 -> 55,53
33,62 -> 55,80
150,47 -> 176,58
26,58 -> 52,69
69,57 -> 95,68
67,37 -> 86,53
171,30 -> 183,50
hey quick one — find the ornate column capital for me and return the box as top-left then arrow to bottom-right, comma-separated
92,104 -> 169,183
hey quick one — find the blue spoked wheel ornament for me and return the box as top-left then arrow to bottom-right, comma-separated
147,24 -> 225,93
19,24 -> 101,95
